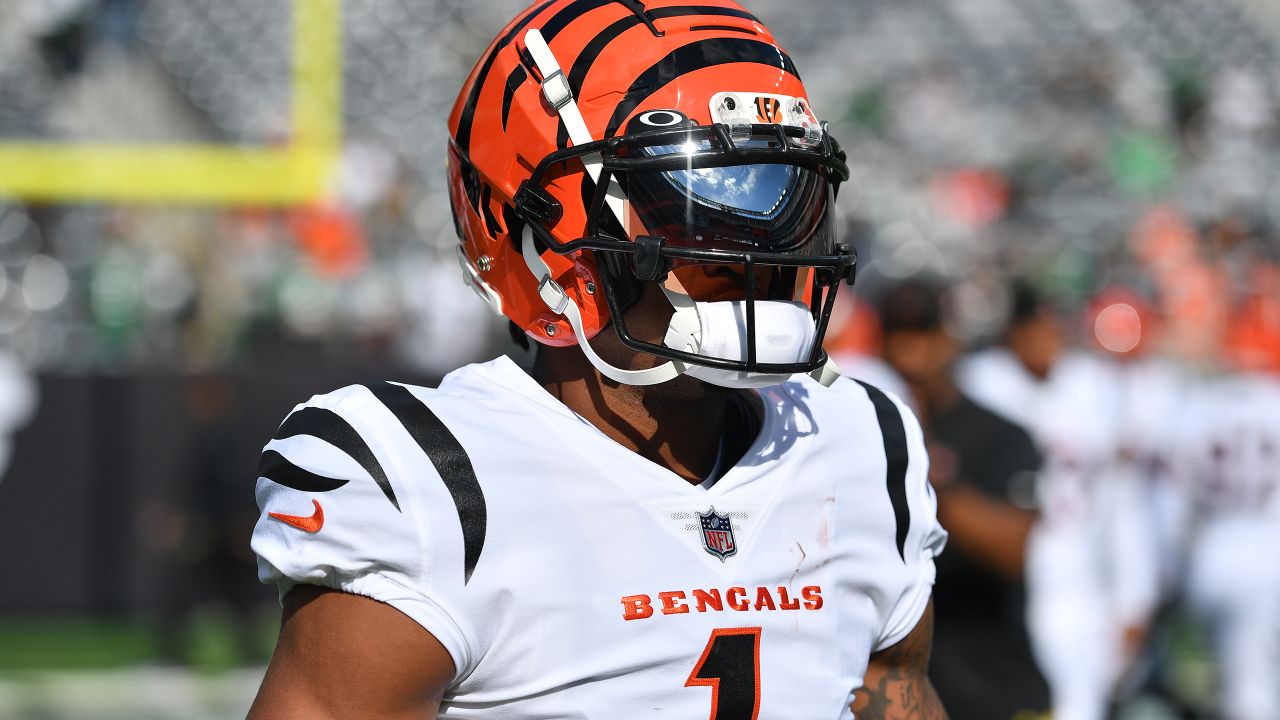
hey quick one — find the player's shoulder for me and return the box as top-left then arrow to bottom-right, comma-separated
254,360 -> 523,579
261,359 -> 526,493
1055,349 -> 1116,384
960,392 -> 1030,433
784,372 -> 920,434
282,356 -> 527,432
957,393 -> 1039,453
772,374 -> 925,473
959,346 -> 1021,378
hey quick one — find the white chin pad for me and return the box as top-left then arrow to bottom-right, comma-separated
664,299 -> 817,388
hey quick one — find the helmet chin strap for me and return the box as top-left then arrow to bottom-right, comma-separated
521,29 -> 843,390
521,227 -> 687,386
525,29 -> 627,227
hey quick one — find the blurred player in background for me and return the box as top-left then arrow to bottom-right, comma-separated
878,279 -> 1048,720
155,376 -> 267,664
825,293 -> 912,407
0,348 -> 37,482
1085,289 -> 1189,605
960,283 -> 1160,720
247,2 -> 948,717
1168,300 -> 1280,720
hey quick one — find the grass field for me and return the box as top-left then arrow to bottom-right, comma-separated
0,610 -> 279,672
0,665 -> 265,720
0,612 -> 276,720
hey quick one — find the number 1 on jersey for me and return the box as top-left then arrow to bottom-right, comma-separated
686,627 -> 762,720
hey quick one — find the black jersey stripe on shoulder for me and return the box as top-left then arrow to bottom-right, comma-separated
364,382 -> 488,584
856,381 -> 911,562
274,406 -> 400,511
604,37 -> 798,139
555,5 -> 761,149
259,449 -> 349,493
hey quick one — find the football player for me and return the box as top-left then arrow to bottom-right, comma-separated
959,284 -> 1159,720
876,279 -> 1049,720
1174,323 -> 1280,720
248,2 -> 947,718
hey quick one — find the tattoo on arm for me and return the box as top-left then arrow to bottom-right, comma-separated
850,600 -> 948,720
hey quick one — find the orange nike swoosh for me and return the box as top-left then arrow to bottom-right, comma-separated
270,499 -> 324,533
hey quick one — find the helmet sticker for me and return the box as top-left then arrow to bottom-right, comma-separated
755,97 -> 782,123
710,92 -> 819,130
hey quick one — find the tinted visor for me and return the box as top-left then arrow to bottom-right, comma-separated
620,140 -> 836,257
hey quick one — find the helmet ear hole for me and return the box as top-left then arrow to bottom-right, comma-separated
503,204 -> 526,255
449,190 -> 466,241
507,320 -> 531,351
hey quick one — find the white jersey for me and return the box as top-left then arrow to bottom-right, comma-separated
1171,372 -> 1280,524
829,352 -> 913,413
959,348 -> 1160,720
1110,358 -> 1199,596
252,356 -> 946,719
1174,372 -> 1280,720
958,349 -> 1160,610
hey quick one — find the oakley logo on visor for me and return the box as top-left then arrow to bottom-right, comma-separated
634,110 -> 691,131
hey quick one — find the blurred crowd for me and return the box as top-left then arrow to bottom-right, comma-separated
0,1 -> 1278,719
831,269 -> 1279,719
0,0 -> 1277,374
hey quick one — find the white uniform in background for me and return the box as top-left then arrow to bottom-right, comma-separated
1174,372 -> 1280,720
252,357 -> 946,718
960,348 -> 1160,720
829,351 -> 913,413
0,351 -> 37,480
1110,358 -> 1194,602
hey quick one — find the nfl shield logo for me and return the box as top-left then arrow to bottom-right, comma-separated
698,507 -> 737,561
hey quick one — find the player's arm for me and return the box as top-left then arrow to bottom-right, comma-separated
928,428 -> 1038,580
249,585 -> 455,720
850,599 -> 948,720
933,483 -> 1035,580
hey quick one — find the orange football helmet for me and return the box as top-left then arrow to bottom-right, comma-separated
447,0 -> 854,387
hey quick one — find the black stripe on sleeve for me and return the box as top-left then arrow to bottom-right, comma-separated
365,382 -> 488,584
259,449 -> 349,494
856,381 -> 911,562
604,37 -> 798,138
274,406 -> 400,511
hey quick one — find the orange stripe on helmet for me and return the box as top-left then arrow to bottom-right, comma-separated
451,0 -> 558,152
551,4 -> 765,149
602,36 -> 799,138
